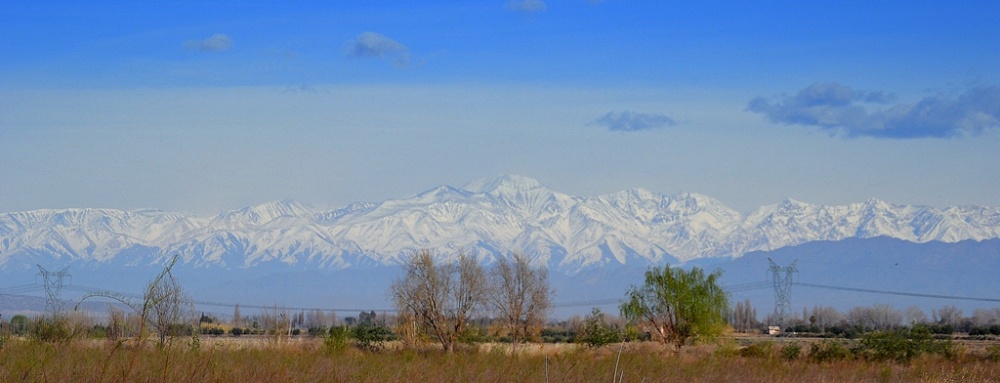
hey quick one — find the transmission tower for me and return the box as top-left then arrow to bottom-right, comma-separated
36,265 -> 71,315
768,258 -> 797,329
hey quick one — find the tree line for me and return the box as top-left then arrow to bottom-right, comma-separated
14,250 -> 1000,355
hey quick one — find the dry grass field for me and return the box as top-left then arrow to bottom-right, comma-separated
2,336 -> 1000,383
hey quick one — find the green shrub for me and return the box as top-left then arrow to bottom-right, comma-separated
809,340 -> 852,363
854,327 -> 955,364
325,325 -> 352,353
713,339 -> 741,358
780,342 -> 802,361
353,324 -> 392,352
739,341 -> 774,358
9,315 -> 30,335
30,316 -> 79,343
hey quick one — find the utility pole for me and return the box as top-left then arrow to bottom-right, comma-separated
36,265 -> 71,316
768,258 -> 797,331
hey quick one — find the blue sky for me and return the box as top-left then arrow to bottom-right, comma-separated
2,1 -> 999,214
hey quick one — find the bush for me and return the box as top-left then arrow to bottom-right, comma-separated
353,324 -> 392,352
780,342 -> 802,361
713,340 -> 741,358
809,340 -> 852,363
30,316 -> 80,343
325,325 -> 352,353
9,315 -> 30,335
541,328 -> 575,343
202,327 -> 225,336
739,341 -> 774,358
853,327 -> 955,364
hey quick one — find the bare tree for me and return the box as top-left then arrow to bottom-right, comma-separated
148,264 -> 193,346
972,308 -> 1000,328
810,306 -> 843,331
261,305 -> 291,342
904,305 -> 928,325
390,250 -> 486,352
78,254 -> 193,348
232,303 -> 242,328
934,305 -> 963,327
487,252 -> 552,349
847,304 -> 901,331
729,299 -> 758,333
106,306 -> 127,343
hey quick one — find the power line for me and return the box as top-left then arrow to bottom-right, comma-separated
795,282 -> 1000,303
192,300 -> 397,313
21,279 -> 1000,318
723,281 -> 772,292
551,299 -> 620,308
0,284 -> 44,295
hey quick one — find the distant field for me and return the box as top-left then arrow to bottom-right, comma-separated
3,336 -> 1000,382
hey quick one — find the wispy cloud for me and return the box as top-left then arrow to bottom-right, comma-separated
344,32 -> 410,68
748,83 -> 1000,139
506,0 -> 547,13
184,33 -> 233,52
592,111 -> 676,132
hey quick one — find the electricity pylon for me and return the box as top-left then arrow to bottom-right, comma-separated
768,258 -> 797,329
36,265 -> 71,315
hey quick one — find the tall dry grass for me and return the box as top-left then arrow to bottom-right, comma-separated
1,337 -> 999,382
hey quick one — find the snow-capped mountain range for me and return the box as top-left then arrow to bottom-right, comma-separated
2,175 -> 999,272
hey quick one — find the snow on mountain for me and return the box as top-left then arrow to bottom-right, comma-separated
1,175 -> 999,272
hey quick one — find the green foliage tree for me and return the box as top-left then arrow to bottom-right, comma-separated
580,307 -> 621,347
620,265 -> 728,349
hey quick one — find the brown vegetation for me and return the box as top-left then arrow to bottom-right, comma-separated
2,336 -> 1000,383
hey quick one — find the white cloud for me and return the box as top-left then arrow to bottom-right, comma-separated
592,111 -> 676,132
344,32 -> 410,68
748,83 -> 1000,139
184,33 -> 233,52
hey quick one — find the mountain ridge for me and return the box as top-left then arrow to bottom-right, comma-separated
2,175 -> 999,272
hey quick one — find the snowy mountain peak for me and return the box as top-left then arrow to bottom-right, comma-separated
861,198 -> 893,210
669,192 -> 731,209
620,187 -> 661,201
416,185 -> 470,200
779,197 -> 810,208
217,199 -> 314,225
463,174 -> 547,195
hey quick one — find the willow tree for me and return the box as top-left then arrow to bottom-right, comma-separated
620,265 -> 728,349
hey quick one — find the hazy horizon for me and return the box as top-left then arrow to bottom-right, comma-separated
3,2 -> 999,215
